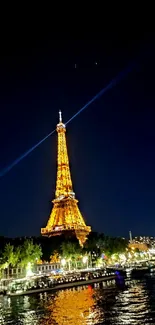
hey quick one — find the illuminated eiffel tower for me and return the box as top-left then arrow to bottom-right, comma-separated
41,111 -> 91,246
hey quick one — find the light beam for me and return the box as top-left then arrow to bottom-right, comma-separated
0,62 -> 135,177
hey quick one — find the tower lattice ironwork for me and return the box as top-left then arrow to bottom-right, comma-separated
41,111 -> 91,246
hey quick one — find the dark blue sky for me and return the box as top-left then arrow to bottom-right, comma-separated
0,34 -> 155,238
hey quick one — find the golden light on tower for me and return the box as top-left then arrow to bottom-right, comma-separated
41,111 -> 91,246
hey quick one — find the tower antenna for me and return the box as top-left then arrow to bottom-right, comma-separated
59,110 -> 62,123
129,230 -> 132,242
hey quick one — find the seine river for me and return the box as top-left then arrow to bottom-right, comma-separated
0,276 -> 155,324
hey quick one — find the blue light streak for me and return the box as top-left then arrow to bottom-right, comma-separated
0,62 -> 135,178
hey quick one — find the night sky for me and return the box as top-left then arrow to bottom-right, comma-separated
0,34 -> 155,238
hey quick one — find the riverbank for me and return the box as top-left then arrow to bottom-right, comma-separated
7,274 -> 116,296
4,265 -> 154,297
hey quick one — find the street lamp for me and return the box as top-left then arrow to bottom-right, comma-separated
61,258 -> 66,267
82,256 -> 88,268
26,262 -> 33,277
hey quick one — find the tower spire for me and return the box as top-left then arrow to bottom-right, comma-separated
59,110 -> 62,123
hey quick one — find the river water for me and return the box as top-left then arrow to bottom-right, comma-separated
0,276 -> 155,324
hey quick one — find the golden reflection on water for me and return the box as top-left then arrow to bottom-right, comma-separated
41,286 -> 103,325
1,279 -> 155,324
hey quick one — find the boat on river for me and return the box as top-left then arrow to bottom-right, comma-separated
6,271 -> 116,296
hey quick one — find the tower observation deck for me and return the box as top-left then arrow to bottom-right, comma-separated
41,111 -> 91,246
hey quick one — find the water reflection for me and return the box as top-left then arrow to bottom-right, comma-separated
0,278 -> 155,324
41,286 -> 104,325
112,282 -> 150,324
0,294 -> 41,324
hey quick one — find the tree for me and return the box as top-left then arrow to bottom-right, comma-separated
13,246 -> 21,265
2,243 -> 18,278
102,236 -> 128,258
19,239 -> 42,269
61,241 -> 82,270
84,232 -> 105,254
84,234 -> 128,266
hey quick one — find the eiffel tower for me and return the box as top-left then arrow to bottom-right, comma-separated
41,111 -> 91,246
